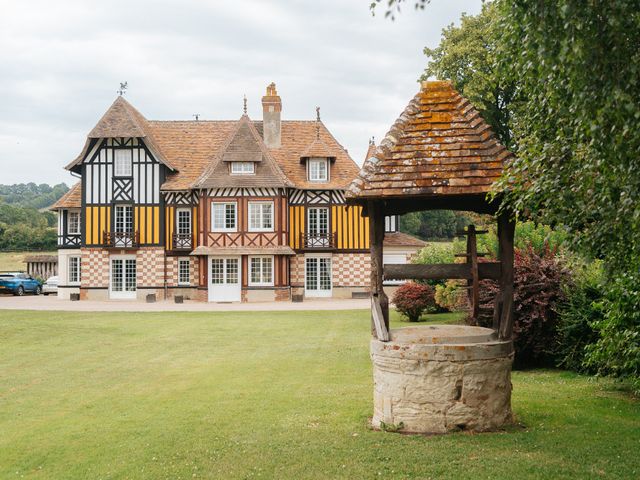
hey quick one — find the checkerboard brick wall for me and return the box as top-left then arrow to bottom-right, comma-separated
136,247 -> 165,287
289,253 -> 370,288
332,253 -> 370,287
81,248 -> 109,287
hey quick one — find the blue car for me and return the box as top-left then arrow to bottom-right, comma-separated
0,272 -> 43,296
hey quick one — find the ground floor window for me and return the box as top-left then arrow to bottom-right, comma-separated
68,256 -> 81,284
178,258 -> 190,285
249,256 -> 273,286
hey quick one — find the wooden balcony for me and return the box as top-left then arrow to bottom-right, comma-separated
172,232 -> 193,250
300,232 -> 337,250
57,234 -> 81,248
103,231 -> 139,248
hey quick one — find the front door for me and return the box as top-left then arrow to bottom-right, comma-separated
305,256 -> 332,297
110,255 -> 136,299
208,256 -> 241,302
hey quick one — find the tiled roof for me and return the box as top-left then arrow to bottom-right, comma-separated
193,116 -> 290,189
66,96 -> 359,192
154,119 -> 358,191
348,81 -> 513,200
50,182 -> 81,210
66,97 -> 177,171
383,231 -> 427,248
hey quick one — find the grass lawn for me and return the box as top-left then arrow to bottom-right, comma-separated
1,310 -> 638,479
0,251 -> 57,272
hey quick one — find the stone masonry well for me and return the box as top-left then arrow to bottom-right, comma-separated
371,325 -> 514,434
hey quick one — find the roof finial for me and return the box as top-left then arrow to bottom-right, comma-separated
315,106 -> 321,139
193,113 -> 200,121
117,81 -> 128,96
243,95 -> 247,115
369,136 -> 375,146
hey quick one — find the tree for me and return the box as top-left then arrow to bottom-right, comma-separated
422,2 -> 516,148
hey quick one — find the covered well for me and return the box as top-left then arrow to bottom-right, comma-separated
347,80 -> 516,434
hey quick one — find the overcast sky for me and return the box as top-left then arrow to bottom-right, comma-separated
0,0 -> 480,186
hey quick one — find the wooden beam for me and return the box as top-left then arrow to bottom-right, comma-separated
467,224 -> 480,320
372,296 -> 390,342
383,262 -> 501,281
497,211 -> 516,340
369,200 -> 389,335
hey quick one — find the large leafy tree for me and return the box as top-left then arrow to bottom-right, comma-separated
422,2 -> 515,149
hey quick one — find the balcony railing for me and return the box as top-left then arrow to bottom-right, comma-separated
103,231 -> 139,248
57,234 -> 81,248
172,232 -> 193,250
300,232 -> 337,249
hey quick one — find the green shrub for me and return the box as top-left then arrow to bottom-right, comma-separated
476,246 -> 570,368
392,282 -> 436,322
586,271 -> 640,395
555,261 -> 604,373
434,280 -> 468,312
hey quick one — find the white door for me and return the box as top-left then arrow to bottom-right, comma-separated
305,256 -> 332,297
110,255 -> 136,299
208,256 -> 241,302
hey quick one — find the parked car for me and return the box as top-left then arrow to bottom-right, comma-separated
42,275 -> 59,296
0,272 -> 43,296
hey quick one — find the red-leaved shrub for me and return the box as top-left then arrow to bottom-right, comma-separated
392,282 -> 435,322
474,246 -> 569,367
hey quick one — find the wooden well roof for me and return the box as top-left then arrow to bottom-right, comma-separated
347,81 -> 513,212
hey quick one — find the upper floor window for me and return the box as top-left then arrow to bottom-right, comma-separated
67,211 -> 81,235
230,162 -> 255,175
114,205 -> 134,233
176,208 -> 191,234
308,158 -> 328,182
114,150 -> 132,177
248,201 -> 273,231
211,202 -> 237,232
385,215 -> 398,233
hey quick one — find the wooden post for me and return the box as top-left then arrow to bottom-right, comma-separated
369,200 -> 389,335
466,225 -> 479,320
497,211 -> 515,339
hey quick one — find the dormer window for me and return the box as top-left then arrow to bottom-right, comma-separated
308,158 -> 328,182
114,150 -> 132,177
230,161 -> 255,175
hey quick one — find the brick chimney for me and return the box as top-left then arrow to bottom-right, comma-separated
262,82 -> 281,148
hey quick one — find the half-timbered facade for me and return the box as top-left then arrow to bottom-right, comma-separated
51,83 -> 424,302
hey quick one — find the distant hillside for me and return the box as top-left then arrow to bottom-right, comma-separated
0,183 -> 69,251
0,183 -> 69,210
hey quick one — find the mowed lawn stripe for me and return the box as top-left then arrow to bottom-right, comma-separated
0,310 -> 638,479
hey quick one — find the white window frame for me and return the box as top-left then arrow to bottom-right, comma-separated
176,208 -> 192,235
68,255 -> 81,285
114,205 -> 134,233
248,201 -> 274,232
178,258 -> 190,286
249,255 -> 274,286
210,202 -> 237,232
114,149 -> 132,177
230,162 -> 255,175
308,158 -> 329,182
67,210 -> 81,235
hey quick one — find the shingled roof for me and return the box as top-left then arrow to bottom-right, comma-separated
65,95 -> 358,191
348,81 -> 513,202
66,97 -> 177,171
49,182 -> 81,210
193,115 -> 290,189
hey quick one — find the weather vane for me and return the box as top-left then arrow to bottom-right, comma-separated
243,95 -> 248,115
316,106 -> 321,139
117,81 -> 128,96
193,113 -> 200,121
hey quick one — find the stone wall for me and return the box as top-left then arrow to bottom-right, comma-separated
371,325 -> 513,434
